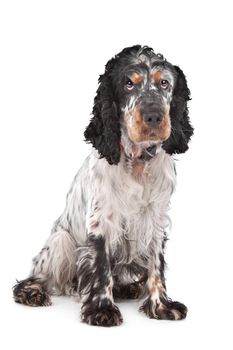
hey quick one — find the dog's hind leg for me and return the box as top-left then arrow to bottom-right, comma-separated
13,229 -> 78,306
113,281 -> 145,300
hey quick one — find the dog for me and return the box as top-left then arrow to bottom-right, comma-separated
13,45 -> 193,326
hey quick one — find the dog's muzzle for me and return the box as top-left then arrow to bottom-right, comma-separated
138,92 -> 165,128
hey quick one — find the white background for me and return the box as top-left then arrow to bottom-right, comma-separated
0,0 -> 233,349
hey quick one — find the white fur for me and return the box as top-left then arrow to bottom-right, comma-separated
30,145 -> 176,295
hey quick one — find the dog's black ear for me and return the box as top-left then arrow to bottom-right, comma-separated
84,59 -> 121,165
162,66 -> 194,155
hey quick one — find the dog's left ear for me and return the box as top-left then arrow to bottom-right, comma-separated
162,66 -> 194,155
84,60 -> 121,165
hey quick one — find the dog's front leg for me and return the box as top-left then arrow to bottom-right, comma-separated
140,241 -> 188,320
78,223 -> 123,326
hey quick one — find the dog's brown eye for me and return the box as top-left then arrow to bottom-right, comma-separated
126,79 -> 134,90
160,79 -> 169,89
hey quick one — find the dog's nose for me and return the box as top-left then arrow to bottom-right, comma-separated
139,95 -> 164,127
142,111 -> 163,127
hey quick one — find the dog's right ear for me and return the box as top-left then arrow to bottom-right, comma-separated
84,59 -> 121,165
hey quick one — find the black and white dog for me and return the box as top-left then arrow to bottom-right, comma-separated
13,45 -> 193,326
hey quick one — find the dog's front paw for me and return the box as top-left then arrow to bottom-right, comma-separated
13,277 -> 52,307
140,297 -> 187,320
81,298 -> 123,327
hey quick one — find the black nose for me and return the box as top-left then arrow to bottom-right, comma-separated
143,111 -> 163,127
139,96 -> 164,127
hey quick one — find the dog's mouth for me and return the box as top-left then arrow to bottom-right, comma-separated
128,128 -> 170,147
121,134 -> 162,160
142,128 -> 164,140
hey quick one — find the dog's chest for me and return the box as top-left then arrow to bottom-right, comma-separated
130,158 -> 146,178
108,179 -> 170,265
112,174 -> 168,253
108,155 -> 176,259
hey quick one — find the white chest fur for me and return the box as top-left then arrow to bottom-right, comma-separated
87,150 -> 176,260
59,149 -> 176,264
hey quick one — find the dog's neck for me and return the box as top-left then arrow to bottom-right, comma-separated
120,133 -> 162,162
139,144 -> 158,161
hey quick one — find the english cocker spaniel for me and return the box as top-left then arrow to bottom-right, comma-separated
13,45 -> 193,326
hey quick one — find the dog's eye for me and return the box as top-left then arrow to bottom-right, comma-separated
160,79 -> 169,89
126,79 -> 134,90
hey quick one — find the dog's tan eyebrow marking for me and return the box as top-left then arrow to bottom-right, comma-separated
151,70 -> 162,82
130,73 -> 143,84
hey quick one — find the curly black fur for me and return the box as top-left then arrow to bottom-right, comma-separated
84,45 -> 193,165
162,66 -> 194,154
84,59 -> 122,165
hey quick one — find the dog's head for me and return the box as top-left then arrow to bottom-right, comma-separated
84,45 -> 193,165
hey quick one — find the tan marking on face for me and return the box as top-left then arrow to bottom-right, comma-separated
130,73 -> 143,85
126,107 -> 171,143
126,108 -> 147,143
152,70 -> 162,82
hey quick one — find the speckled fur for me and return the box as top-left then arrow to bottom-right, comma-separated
13,45 -> 193,326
